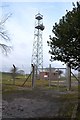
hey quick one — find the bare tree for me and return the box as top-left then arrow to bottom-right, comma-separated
0,13 -> 12,55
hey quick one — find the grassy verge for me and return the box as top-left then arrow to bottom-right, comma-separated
76,108 -> 80,120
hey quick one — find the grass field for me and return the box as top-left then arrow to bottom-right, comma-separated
2,72 -> 49,88
1,72 -> 78,91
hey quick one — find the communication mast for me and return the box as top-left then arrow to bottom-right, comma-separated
31,13 -> 45,74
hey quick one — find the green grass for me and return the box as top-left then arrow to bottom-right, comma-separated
2,85 -> 18,92
2,72 -> 30,86
2,72 -> 79,94
58,102 -> 76,117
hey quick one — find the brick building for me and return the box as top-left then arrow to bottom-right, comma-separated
39,68 -> 59,80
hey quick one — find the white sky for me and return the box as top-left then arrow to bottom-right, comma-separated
0,1 -> 76,73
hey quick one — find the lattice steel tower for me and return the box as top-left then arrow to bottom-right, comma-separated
31,13 -> 45,72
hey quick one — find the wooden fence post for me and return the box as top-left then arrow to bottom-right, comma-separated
66,64 -> 71,90
78,70 -> 80,111
12,64 -> 16,85
57,68 -> 59,91
31,64 -> 35,88
49,64 -> 51,87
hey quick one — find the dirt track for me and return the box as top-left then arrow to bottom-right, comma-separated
2,87 -> 78,119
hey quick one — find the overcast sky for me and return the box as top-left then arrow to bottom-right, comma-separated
0,1 -> 76,73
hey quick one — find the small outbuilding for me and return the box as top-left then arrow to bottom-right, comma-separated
39,68 -> 59,80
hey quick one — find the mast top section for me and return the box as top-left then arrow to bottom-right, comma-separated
35,13 -> 43,20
